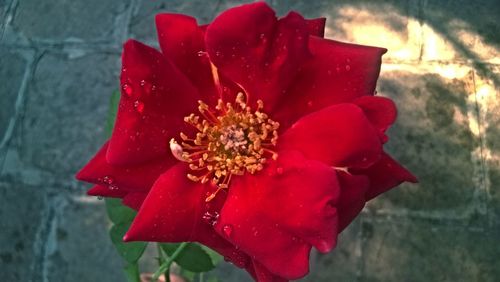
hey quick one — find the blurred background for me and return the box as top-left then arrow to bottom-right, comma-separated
0,0 -> 499,281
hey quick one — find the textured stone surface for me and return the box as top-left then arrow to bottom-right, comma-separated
46,193 -> 125,282
11,0 -> 131,42
0,48 -> 26,142
361,219 -> 500,282
369,70 -> 477,211
485,65 -> 500,221
13,0 -> 130,41
20,51 -> 119,177
0,182 -> 47,282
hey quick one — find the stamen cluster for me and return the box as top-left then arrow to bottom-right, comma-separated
170,93 -> 279,200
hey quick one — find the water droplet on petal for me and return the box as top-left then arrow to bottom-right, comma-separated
345,65 -> 351,71
97,196 -> 103,200
202,211 -> 220,226
307,101 -> 313,107
122,83 -> 133,97
134,100 -> 145,113
223,224 -> 233,237
327,70 -> 332,76
197,51 -> 206,57
140,80 -> 153,94
102,175 -> 114,185
108,185 -> 118,190
276,167 -> 284,175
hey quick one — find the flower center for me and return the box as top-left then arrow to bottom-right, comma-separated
170,92 -> 279,201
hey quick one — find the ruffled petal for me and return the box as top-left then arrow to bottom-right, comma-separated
279,103 -> 382,169
354,152 -> 418,200
273,37 -> 386,130
353,96 -> 397,134
205,2 -> 311,111
107,39 -> 200,165
87,185 -> 128,198
336,172 -> 370,232
215,150 -> 339,279
155,14 -> 218,104
306,18 -> 326,37
76,142 -> 175,193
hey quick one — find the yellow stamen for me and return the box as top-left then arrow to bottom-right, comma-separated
170,93 -> 280,201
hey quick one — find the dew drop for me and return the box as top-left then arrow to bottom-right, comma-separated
234,258 -> 246,268
122,83 -> 133,97
197,51 -> 206,57
102,175 -> 114,185
345,65 -> 351,71
140,80 -> 152,94
276,167 -> 284,175
108,185 -> 118,190
336,66 -> 341,73
215,51 -> 222,57
134,100 -> 145,113
327,70 -> 332,76
97,196 -> 103,200
223,224 -> 233,237
202,211 -> 220,226
259,33 -> 265,39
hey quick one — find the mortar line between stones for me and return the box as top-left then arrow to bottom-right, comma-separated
0,48 -> 35,152
0,0 -> 16,43
471,71 -> 492,221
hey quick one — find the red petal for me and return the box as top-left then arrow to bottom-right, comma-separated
273,37 -> 386,130
354,152 -> 418,200
336,172 -> 370,232
122,192 -> 147,211
279,103 -> 382,169
123,163 -> 253,268
306,18 -> 326,37
205,3 -> 311,111
87,185 -> 127,198
124,163 -> 203,241
354,96 -> 397,133
107,39 -> 199,165
215,150 -> 339,279
253,260 -> 288,282
76,142 -> 175,193
155,14 -> 218,104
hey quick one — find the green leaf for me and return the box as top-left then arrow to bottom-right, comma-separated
110,223 -> 147,264
160,243 -> 215,273
105,198 -> 136,225
200,245 -> 223,266
124,263 -> 141,282
106,90 -> 120,137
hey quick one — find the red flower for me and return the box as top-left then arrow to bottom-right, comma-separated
77,2 -> 416,281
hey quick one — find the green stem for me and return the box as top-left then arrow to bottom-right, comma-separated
152,243 -> 188,282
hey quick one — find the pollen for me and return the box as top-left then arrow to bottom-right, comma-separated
170,92 -> 279,201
